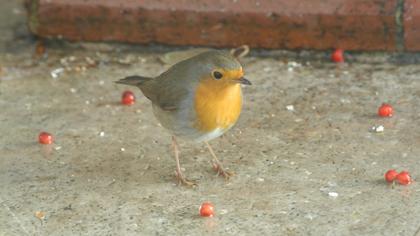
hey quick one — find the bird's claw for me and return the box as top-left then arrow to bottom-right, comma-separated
212,163 -> 234,180
175,171 -> 197,187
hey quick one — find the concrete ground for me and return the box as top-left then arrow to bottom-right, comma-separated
1,1 -> 420,236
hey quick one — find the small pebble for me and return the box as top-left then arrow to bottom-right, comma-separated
35,211 -> 45,220
372,125 -> 384,133
50,68 -> 64,78
328,192 -> 338,198
286,105 -> 295,111
219,209 -> 228,215
85,57 -> 95,65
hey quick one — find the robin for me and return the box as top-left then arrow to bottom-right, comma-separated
116,50 -> 251,186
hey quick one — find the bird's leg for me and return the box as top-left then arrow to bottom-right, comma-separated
172,136 -> 196,186
205,141 -> 234,179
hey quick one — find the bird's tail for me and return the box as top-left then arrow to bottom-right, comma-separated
115,75 -> 152,87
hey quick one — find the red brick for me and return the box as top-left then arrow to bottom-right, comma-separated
404,0 -> 420,51
26,0 -> 399,51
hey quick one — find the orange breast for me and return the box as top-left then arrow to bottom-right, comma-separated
194,78 -> 242,132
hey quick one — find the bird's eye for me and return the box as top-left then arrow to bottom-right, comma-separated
212,71 -> 223,80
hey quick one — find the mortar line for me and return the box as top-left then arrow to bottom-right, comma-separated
395,0 -> 405,51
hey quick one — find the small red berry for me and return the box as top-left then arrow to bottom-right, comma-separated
199,202 -> 214,217
38,132 -> 53,144
331,49 -> 344,63
121,90 -> 135,105
378,103 -> 393,117
384,169 -> 398,183
396,171 -> 412,185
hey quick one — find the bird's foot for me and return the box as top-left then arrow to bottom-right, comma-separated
175,170 -> 197,187
212,163 -> 234,180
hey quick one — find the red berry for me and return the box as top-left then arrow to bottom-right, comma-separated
199,202 -> 214,217
121,90 -> 135,105
378,103 -> 393,117
396,171 -> 412,185
384,169 -> 398,183
331,49 -> 344,63
38,132 -> 53,144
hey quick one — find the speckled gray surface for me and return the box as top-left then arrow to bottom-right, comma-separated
1,1 -> 420,236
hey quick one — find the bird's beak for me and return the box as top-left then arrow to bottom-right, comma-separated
237,77 -> 252,85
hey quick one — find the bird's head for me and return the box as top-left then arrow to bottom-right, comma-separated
194,51 -> 251,87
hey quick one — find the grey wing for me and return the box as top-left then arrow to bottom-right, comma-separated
155,86 -> 188,111
146,56 -> 200,111
148,75 -> 191,111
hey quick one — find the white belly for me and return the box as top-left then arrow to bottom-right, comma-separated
192,127 -> 227,143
